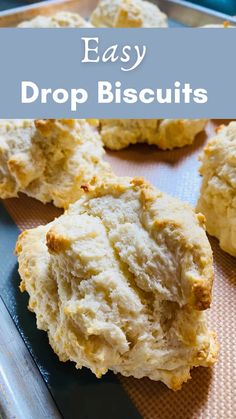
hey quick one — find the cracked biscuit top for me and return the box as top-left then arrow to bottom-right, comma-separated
0,119 -> 111,208
16,177 -> 217,390
99,119 -> 207,150
91,0 -> 168,28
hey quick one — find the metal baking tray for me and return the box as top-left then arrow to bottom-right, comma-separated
0,0 -> 236,27
0,1 -> 235,419
156,0 -> 236,26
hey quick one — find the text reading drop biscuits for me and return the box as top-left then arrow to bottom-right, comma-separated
100,119 -> 207,150
197,122 -> 236,257
18,11 -> 92,28
16,177 -> 217,390
0,119 -> 111,208
90,0 -> 168,28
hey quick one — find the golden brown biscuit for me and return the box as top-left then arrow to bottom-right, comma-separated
100,119 -> 207,150
18,11 -> 92,28
197,122 -> 236,256
91,0 -> 168,28
16,177 -> 217,390
0,119 -> 111,208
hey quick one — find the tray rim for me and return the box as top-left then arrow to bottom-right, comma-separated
156,0 -> 236,25
0,294 -> 61,419
0,0 -> 78,17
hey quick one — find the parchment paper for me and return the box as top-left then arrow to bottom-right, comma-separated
3,120 -> 236,419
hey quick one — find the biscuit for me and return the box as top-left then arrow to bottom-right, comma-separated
100,119 -> 207,150
197,122 -> 236,256
0,119 -> 111,208
18,11 -> 92,28
91,0 -> 168,28
16,177 -> 217,390
200,22 -> 235,28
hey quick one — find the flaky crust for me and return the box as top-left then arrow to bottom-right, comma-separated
91,0 -> 168,28
197,122 -> 236,256
100,119 -> 207,150
18,11 -> 92,28
0,119 -> 111,208
16,177 -> 217,390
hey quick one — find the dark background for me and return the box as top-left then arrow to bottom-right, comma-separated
0,1 -> 236,15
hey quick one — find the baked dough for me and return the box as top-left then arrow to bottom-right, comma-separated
200,22 -> 235,28
0,119 -> 111,208
18,11 -> 92,28
197,122 -> 236,257
90,0 -> 168,28
100,119 -> 207,150
16,177 -> 217,390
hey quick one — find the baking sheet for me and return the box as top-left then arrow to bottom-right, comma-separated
0,0 -> 236,27
0,206 -> 141,419
1,120 -> 236,419
0,1 -> 236,418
